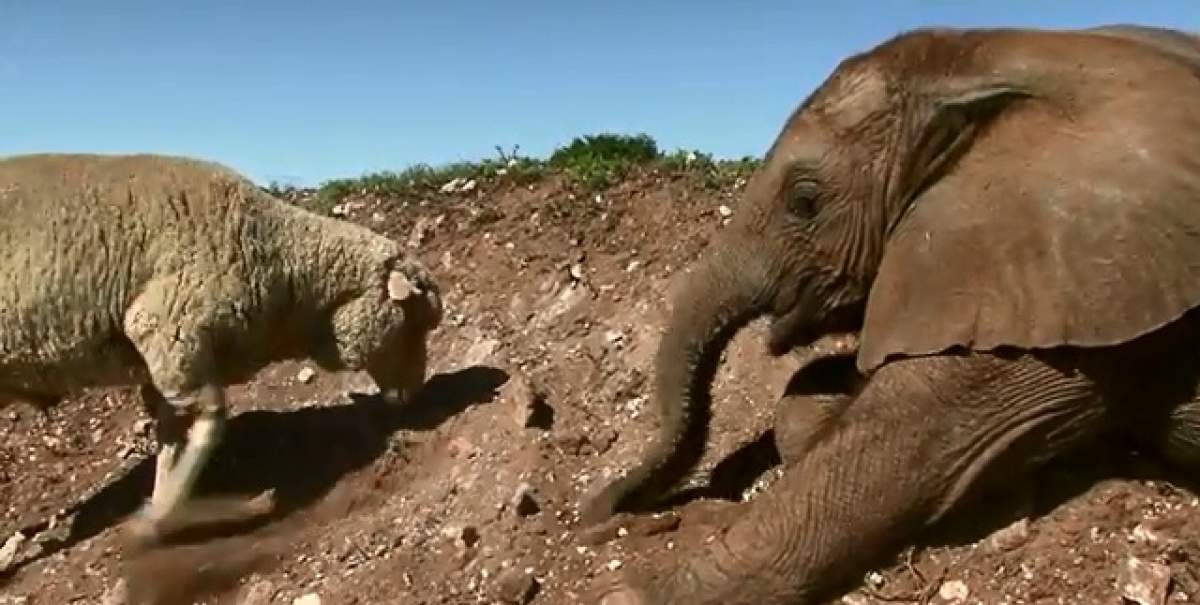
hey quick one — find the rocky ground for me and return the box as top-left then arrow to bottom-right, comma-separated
1,168 -> 1197,604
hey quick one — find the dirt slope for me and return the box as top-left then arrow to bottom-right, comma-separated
0,170 -> 1196,605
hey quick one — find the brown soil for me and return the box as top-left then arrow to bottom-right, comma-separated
1,170 -> 1196,605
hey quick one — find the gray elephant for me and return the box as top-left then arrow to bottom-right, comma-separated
581,24 -> 1200,604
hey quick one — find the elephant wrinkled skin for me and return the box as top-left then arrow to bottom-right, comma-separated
581,24 -> 1200,604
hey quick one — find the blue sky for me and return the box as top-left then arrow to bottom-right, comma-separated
2,2 -> 1196,186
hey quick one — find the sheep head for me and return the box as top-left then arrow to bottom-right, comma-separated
322,255 -> 443,405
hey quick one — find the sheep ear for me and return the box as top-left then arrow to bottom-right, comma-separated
387,270 -> 421,301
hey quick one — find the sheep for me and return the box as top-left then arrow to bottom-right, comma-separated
0,152 -> 444,543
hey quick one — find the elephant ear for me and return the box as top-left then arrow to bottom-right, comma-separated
857,71 -> 1200,372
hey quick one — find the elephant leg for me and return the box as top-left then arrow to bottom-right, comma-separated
774,353 -> 864,466
599,351 -> 1114,605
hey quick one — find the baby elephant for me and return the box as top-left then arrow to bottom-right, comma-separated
0,153 -> 444,543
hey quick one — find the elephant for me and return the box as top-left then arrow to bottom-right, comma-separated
579,24 -> 1200,605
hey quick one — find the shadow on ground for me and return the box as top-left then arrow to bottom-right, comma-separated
3,364 -> 508,580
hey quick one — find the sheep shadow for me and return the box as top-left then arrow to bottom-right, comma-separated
3,364 -> 508,577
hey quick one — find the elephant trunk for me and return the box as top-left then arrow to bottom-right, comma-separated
581,246 -> 774,522
600,416 -> 926,605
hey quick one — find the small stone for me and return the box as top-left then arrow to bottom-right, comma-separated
988,517 -> 1030,552
493,567 -> 539,604
407,216 -> 434,248
239,579 -> 275,605
503,377 -> 549,430
591,427 -> 618,455
100,578 -> 129,605
463,338 -> 499,367
0,531 -> 26,572
717,205 -> 733,217
443,525 -> 480,549
447,436 -> 478,459
512,483 -> 541,517
1132,521 -> 1166,545
292,594 -> 322,605
605,559 -> 623,571
1119,556 -> 1172,605
938,579 -> 969,602
569,263 -> 586,281
296,367 -> 316,384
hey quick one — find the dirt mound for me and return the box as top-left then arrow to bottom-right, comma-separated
1,170 -> 1196,604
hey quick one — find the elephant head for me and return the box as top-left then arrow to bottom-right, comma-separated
580,24 -> 1200,525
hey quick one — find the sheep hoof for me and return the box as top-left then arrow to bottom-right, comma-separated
246,488 -> 276,516
122,513 -> 165,552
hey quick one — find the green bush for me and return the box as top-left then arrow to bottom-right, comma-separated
303,133 -> 763,209
548,133 -> 661,189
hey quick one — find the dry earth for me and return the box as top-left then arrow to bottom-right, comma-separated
1,169 -> 1196,604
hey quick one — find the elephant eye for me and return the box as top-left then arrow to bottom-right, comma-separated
786,176 -> 821,217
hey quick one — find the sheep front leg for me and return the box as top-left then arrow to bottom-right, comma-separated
135,383 -> 227,540
124,284 -> 273,544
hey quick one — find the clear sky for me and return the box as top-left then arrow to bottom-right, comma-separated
2,2 -> 1197,187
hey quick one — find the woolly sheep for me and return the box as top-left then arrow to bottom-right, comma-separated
0,152 -> 444,542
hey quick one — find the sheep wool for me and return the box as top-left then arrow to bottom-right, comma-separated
0,152 -> 442,540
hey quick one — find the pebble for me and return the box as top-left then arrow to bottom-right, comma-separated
292,594 -> 322,605
493,567 -> 539,604
937,579 -> 969,602
1118,556 -> 1171,605
239,579 -> 276,605
987,517 -> 1030,552
512,482 -> 541,517
503,377 -> 547,430
296,367 -> 316,384
0,532 -> 25,572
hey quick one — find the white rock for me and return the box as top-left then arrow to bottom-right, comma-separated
462,338 -> 500,367
1132,521 -> 1165,545
1119,556 -> 1172,605
292,594 -> 322,605
296,367 -> 316,384
717,205 -> 733,217
938,579 -> 969,602
0,531 -> 26,572
100,578 -> 129,605
987,517 -> 1030,552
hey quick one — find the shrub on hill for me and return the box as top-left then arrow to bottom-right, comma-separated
280,133 -> 763,212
